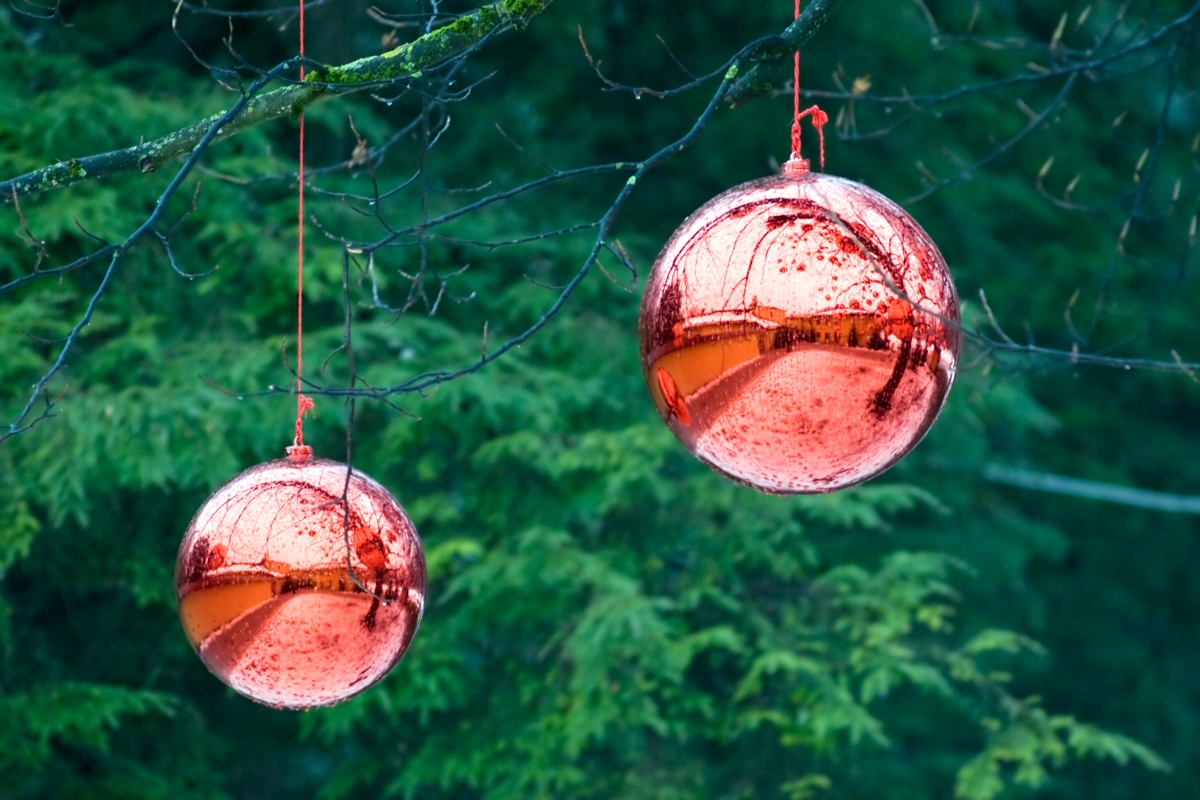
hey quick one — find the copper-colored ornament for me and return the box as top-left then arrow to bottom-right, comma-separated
640,160 -> 961,493
175,446 -> 425,708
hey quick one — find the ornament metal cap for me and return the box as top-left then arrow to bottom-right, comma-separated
782,157 -> 811,177
286,444 -> 313,461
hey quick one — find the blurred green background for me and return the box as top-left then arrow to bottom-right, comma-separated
1,0 -> 1198,798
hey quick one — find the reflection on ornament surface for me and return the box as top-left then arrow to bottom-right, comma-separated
639,161 -> 961,493
175,446 -> 425,708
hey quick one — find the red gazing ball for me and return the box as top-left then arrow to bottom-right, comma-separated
175,446 -> 425,708
639,161 -> 961,493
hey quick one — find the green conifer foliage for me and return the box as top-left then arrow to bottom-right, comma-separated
1,1 -> 1197,798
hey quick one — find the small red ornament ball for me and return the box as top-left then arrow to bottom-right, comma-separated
175,446 -> 425,708
639,160 -> 961,493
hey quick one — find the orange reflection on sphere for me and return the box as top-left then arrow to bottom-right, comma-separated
175,447 -> 425,708
639,163 -> 961,493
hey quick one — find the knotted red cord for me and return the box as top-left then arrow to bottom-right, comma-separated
790,0 -> 828,170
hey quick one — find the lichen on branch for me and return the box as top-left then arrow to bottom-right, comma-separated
724,0 -> 843,108
0,0 -> 554,203
315,0 -> 546,85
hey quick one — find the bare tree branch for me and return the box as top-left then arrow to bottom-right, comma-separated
1,64 -> 288,442
173,0 -> 332,19
983,464 -> 1200,515
6,0 -> 1200,447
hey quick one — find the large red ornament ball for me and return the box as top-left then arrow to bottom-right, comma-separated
639,161 -> 961,493
175,446 -> 425,708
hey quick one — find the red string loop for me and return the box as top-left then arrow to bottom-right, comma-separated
793,105 -> 828,170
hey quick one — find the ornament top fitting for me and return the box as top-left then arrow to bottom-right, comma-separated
286,444 -> 313,462
782,157 -> 811,178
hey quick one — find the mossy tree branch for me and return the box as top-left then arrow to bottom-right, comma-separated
725,0 -> 843,108
0,0 -> 553,203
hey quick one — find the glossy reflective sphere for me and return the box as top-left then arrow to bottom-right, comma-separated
175,447 -> 425,708
640,164 -> 961,493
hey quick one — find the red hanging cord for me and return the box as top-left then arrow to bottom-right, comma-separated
294,0 -> 313,447
789,0 -> 829,170
791,0 -> 801,158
